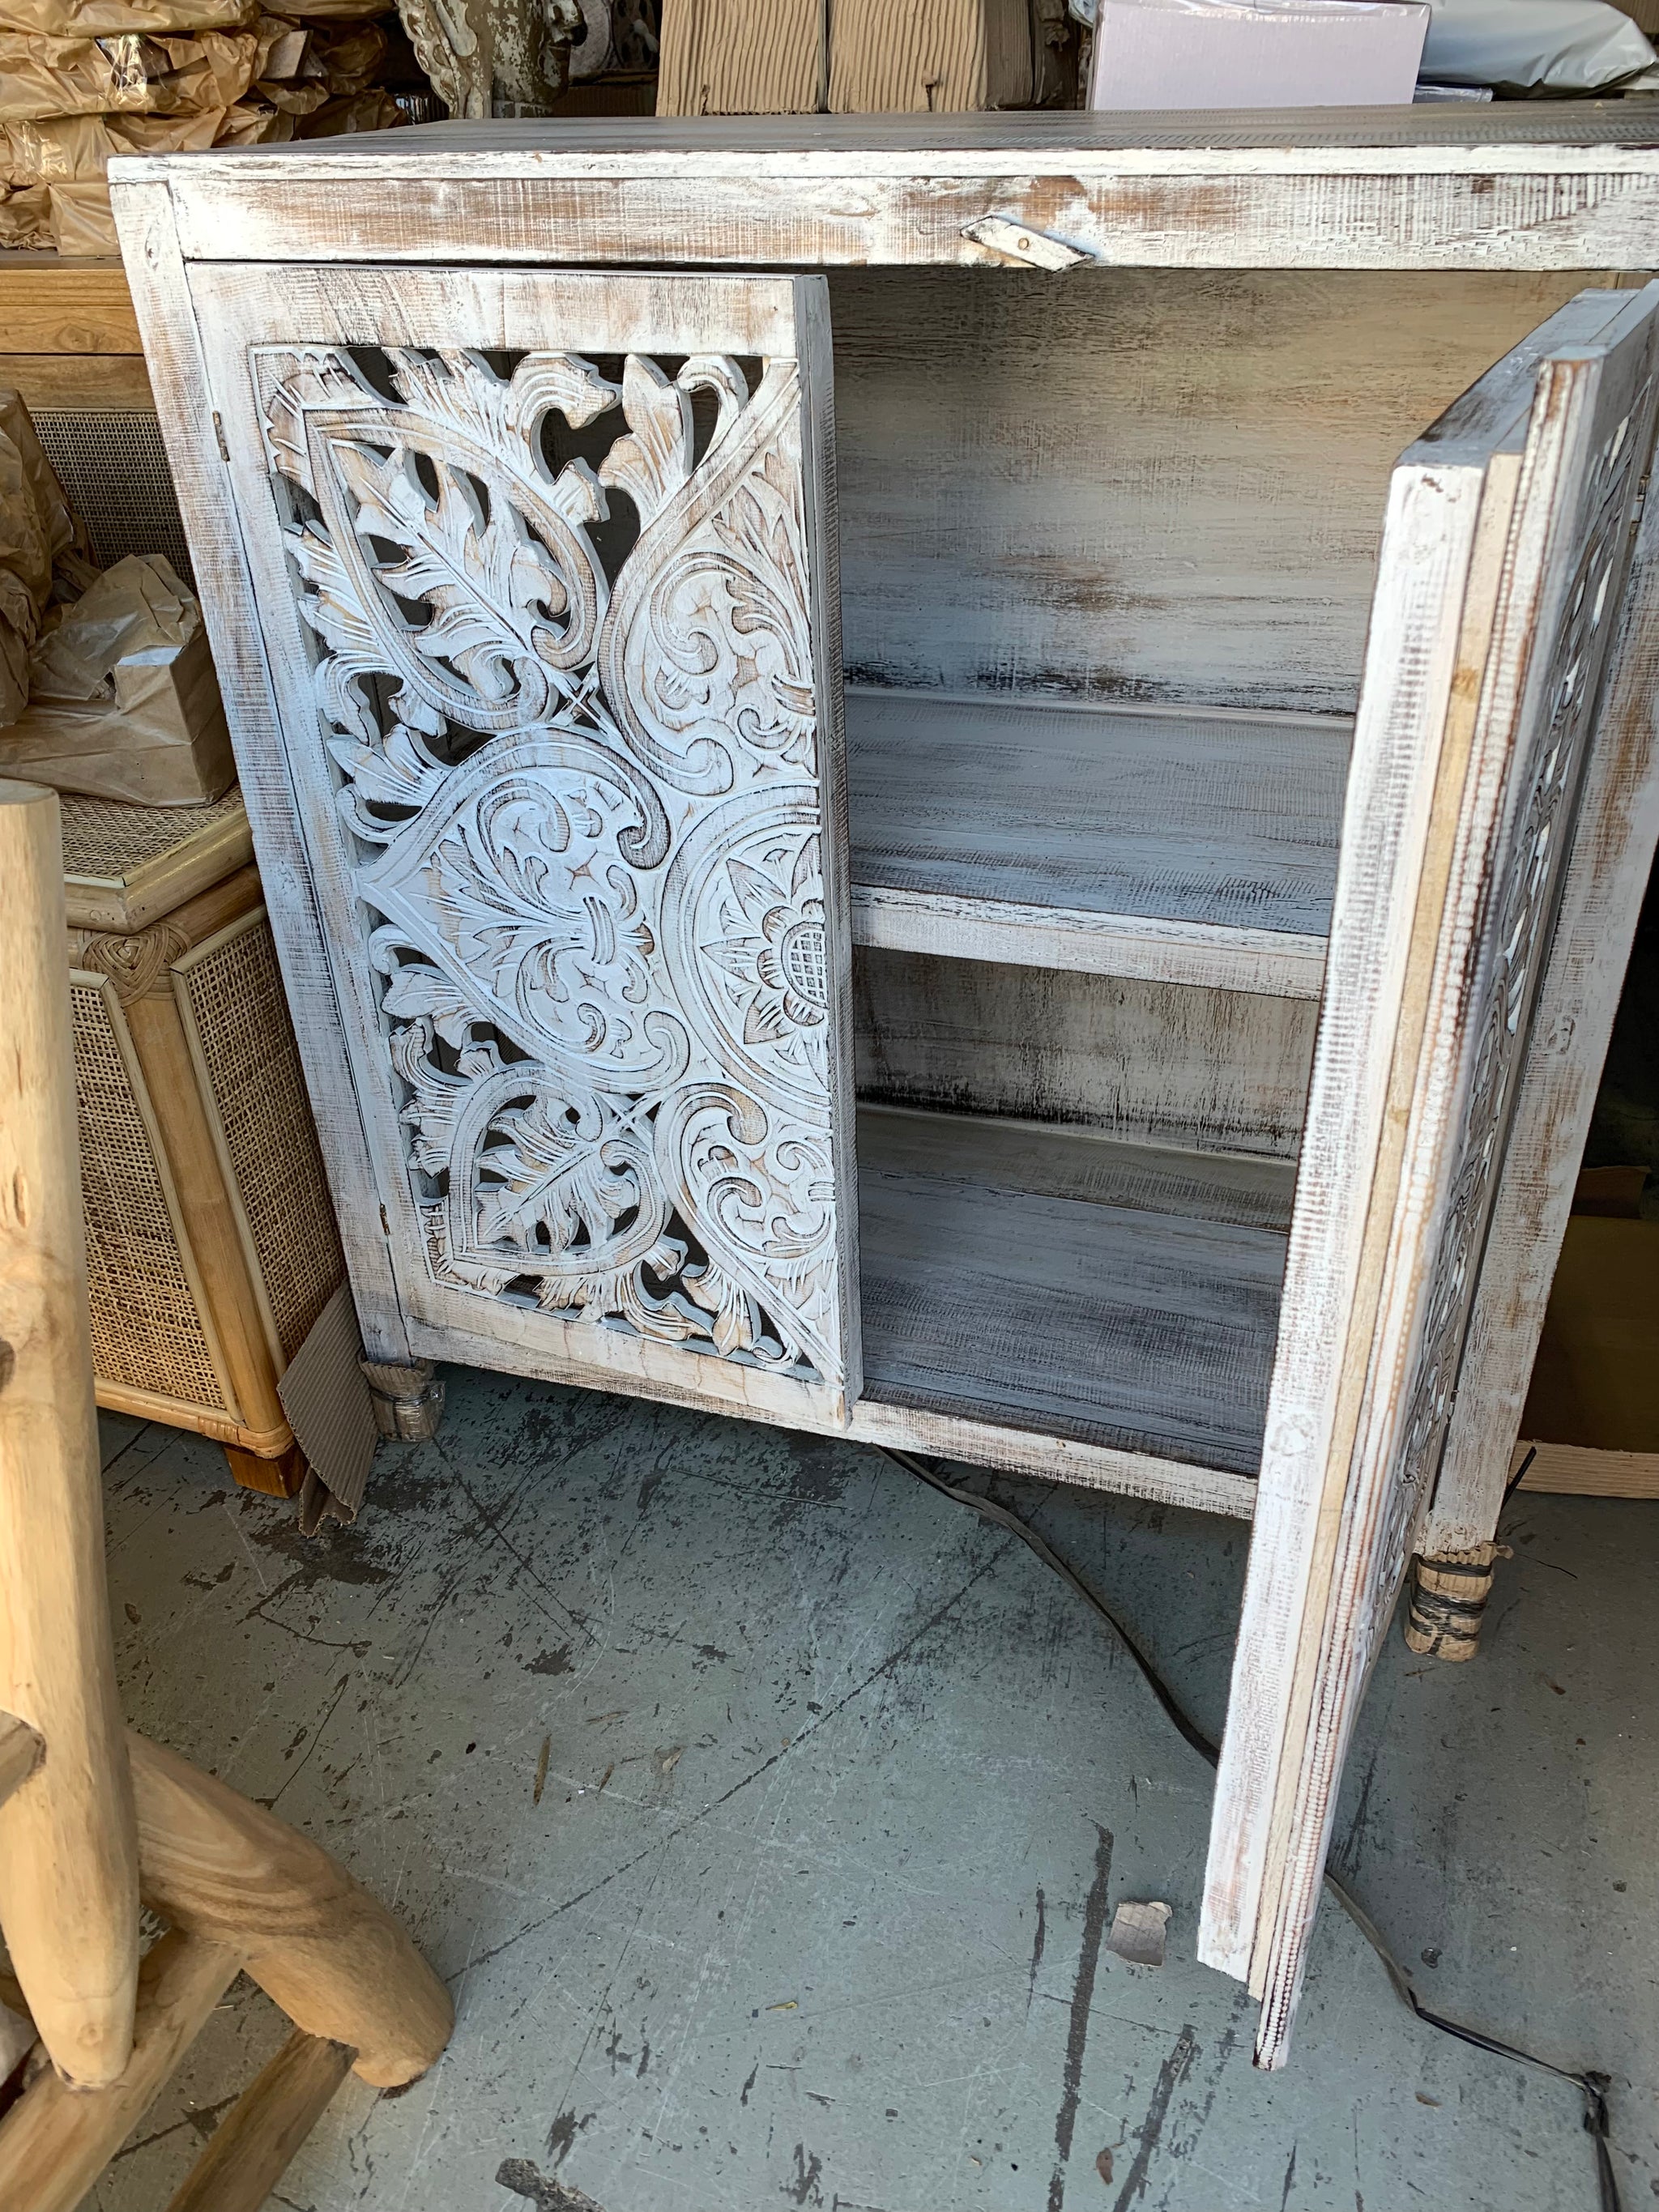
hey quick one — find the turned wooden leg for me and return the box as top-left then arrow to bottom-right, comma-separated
0,786 -> 140,2089
1404,1542 -> 1512,1661
129,1729 -> 454,2088
224,1442 -> 307,1499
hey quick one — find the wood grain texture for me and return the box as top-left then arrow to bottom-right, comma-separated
830,271 -> 1606,718
847,685 -> 1344,991
0,252 -> 141,353
1200,327 -> 1533,1995
1509,1438 -> 1659,1497
113,180 -> 413,1364
0,782 -> 140,2091
656,0 -> 822,115
1205,286 -> 1659,2065
108,113 -> 1659,273
855,947 -> 1317,1157
827,0 -> 1034,113
129,1728 -> 453,2090
858,1105 -> 1286,1476
164,2030 -> 354,2212
0,1930 -> 240,2212
186,258 -> 861,1419
1425,444 -> 1659,1552
0,355 -> 156,409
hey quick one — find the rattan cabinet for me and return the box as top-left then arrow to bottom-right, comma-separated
64,787 -> 347,1494
112,110 -> 1659,2063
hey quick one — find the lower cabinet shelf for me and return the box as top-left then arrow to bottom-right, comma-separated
854,1106 -> 1290,1484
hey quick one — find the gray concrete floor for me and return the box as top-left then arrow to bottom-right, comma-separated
91,1366 -> 1657,2212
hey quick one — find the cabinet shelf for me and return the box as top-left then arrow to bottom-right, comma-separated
847,688 -> 1350,998
855,1106 -> 1291,1481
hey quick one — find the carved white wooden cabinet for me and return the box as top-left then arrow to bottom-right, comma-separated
111,111 -> 1659,2065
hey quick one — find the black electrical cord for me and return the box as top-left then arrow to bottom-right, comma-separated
880,1446 -> 1623,2212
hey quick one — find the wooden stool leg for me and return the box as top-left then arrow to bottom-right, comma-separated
0,785 -> 140,2088
1404,1542 -> 1512,1661
129,1729 -> 454,2087
0,1929 -> 240,2212
164,2029 -> 355,2212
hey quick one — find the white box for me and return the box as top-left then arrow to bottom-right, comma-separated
1088,0 -> 1431,110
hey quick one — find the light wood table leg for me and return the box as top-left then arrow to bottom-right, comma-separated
130,1729 -> 454,2087
164,2028 -> 356,2212
0,784 -> 140,2088
0,1929 -> 240,2212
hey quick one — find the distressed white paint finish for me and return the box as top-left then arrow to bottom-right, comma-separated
1425,464 -> 1659,1553
1201,287 -> 1659,2065
186,262 -> 862,1421
855,948 -> 1318,1159
827,271 -> 1609,719
847,687 -> 1343,995
113,182 -> 413,1362
109,110 -> 1659,271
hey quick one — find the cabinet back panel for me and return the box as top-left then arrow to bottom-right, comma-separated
830,268 -> 1607,716
854,948 -> 1317,1157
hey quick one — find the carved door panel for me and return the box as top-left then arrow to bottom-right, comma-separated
190,266 -> 861,1427
1200,284 -> 1659,2064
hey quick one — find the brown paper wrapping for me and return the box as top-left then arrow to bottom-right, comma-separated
0,387 -> 80,724
0,553 -> 235,804
296,82 -> 399,130
0,0 -> 254,31
0,16 -> 331,119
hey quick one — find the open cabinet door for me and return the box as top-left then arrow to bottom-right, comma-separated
176,263 -> 860,1430
1200,283 -> 1659,2066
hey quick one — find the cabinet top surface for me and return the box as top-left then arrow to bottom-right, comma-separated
111,106 -> 1659,271
115,103 -> 1659,179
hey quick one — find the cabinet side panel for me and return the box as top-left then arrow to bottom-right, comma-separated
111,178 -> 411,1360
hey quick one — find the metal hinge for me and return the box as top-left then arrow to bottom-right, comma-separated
213,411 -> 229,463
961,215 -> 1089,271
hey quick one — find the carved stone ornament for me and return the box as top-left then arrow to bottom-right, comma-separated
394,0 -> 586,119
258,339 -> 843,1387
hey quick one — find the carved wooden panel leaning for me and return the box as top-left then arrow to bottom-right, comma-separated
188,268 -> 860,1427
1201,283 -> 1659,2067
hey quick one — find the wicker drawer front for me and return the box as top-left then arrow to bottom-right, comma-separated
70,888 -> 347,1459
73,970 -> 227,1418
177,912 -> 346,1366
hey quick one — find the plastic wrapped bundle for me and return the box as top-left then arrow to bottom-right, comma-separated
1419,0 -> 1657,91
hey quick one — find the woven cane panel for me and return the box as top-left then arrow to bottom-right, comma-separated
33,410 -> 194,588
58,788 -> 245,882
72,978 -> 224,1410
182,920 -> 344,1362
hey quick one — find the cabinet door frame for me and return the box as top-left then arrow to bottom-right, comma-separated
1201,283 -> 1659,2064
124,191 -> 861,1426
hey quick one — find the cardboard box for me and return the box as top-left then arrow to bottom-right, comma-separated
657,0 -> 822,113
1088,0 -> 1429,111
658,0 -> 1038,114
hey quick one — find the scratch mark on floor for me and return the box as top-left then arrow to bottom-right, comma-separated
1027,1884 -> 1047,2017
1279,2141 -> 1299,2210
1046,1824 -> 1114,2212
1111,2025 -> 1199,2212
786,2143 -> 825,2205
454,1537 -> 1020,1979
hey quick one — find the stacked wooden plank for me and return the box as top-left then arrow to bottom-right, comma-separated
0,0 -> 409,253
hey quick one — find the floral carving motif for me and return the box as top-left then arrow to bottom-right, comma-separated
259,338 -> 844,1387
